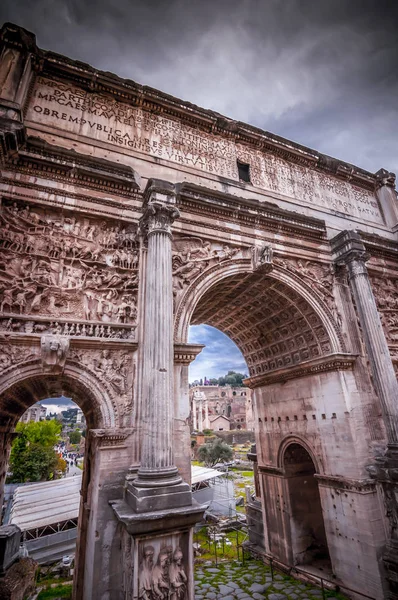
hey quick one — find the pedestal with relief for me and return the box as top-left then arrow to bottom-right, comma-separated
112,179 -> 205,600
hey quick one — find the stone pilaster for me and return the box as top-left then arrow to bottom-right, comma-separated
125,179 -> 191,512
332,230 -> 398,599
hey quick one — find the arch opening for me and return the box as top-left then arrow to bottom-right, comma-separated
283,443 -> 330,567
189,271 -> 335,378
185,270 -> 336,573
0,367 -> 113,593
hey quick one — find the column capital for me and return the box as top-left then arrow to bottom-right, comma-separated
140,179 -> 180,237
331,230 -> 369,267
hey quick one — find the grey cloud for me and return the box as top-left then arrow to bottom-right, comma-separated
1,0 -> 397,172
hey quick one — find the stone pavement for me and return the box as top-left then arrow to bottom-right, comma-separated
195,561 -> 342,600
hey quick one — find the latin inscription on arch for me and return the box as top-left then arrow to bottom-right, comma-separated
26,77 -> 383,225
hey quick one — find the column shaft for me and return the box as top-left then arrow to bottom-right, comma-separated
140,230 -> 174,472
347,257 -> 398,443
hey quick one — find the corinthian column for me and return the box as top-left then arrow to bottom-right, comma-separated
126,179 -> 191,512
332,231 -> 398,444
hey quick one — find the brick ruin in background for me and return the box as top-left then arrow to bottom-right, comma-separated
0,21 -> 398,600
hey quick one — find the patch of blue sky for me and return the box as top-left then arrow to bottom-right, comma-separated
188,324 -> 248,382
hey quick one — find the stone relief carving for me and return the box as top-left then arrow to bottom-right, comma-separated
0,342 -> 37,375
371,276 -> 398,345
69,347 -> 133,398
41,334 -> 69,374
0,317 -> 135,339
274,256 -> 341,324
138,544 -> 187,600
172,236 -> 239,295
0,200 -> 139,329
251,244 -> 273,273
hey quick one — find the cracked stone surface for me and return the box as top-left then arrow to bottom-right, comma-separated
194,561 -> 345,600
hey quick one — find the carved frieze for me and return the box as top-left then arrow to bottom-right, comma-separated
0,200 -> 139,328
0,316 -> 135,339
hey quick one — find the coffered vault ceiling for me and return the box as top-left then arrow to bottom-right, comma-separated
191,273 -> 332,377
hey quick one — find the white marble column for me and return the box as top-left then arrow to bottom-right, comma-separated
198,398 -> 204,433
204,399 -> 210,429
127,180 -> 191,512
192,396 -> 197,431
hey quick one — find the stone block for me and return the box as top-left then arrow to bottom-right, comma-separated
0,526 -> 20,576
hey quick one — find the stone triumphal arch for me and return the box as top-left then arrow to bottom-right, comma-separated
1,22 -> 398,600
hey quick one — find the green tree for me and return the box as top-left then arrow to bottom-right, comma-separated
217,371 -> 247,386
69,430 -> 81,445
197,438 -> 233,467
9,419 -> 63,483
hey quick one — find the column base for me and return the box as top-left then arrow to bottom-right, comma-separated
125,476 -> 193,513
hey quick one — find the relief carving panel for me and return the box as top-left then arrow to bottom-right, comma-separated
0,200 -> 139,337
137,536 -> 188,600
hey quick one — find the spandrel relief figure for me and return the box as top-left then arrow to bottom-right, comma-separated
93,349 -> 127,395
169,547 -> 187,600
152,549 -> 170,600
172,237 -> 239,292
138,545 -> 155,600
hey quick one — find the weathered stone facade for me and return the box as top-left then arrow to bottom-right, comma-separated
1,21 -> 398,600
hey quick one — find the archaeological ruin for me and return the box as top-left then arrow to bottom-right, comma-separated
0,21 -> 398,600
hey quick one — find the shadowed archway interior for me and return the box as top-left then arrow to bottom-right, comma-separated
191,272 -> 333,377
283,443 -> 330,567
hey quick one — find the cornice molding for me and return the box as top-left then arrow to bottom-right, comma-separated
315,474 -> 376,493
177,183 -> 327,241
0,171 -> 142,218
173,343 -> 204,365
244,353 -> 356,388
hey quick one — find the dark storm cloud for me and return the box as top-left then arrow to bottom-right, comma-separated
1,0 -> 398,173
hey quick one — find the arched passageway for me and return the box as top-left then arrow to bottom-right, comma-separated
174,261 -> 386,597
283,443 -> 330,566
0,361 -> 132,600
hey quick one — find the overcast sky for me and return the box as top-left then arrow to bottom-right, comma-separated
2,0 -> 397,381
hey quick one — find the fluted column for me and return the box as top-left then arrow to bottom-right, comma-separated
204,400 -> 209,429
192,396 -> 197,431
332,231 -> 398,444
126,180 -> 191,512
198,398 -> 204,433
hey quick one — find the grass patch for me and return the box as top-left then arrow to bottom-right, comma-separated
37,584 -> 73,599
